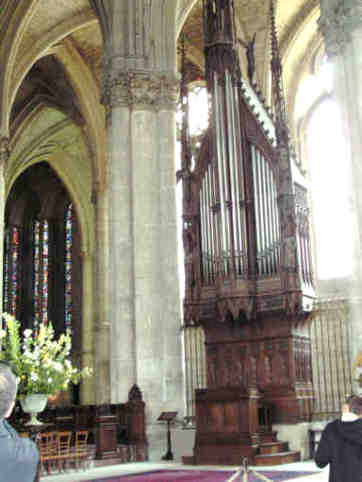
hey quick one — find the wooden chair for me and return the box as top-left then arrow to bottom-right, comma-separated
74,430 -> 89,469
56,431 -> 72,472
38,431 -> 58,474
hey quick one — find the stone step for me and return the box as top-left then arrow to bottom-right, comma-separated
255,450 -> 301,466
258,441 -> 289,455
182,455 -> 195,465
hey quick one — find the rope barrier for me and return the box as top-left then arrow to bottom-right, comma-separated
226,458 -> 273,482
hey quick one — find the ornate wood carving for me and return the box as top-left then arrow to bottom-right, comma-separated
181,0 -> 315,466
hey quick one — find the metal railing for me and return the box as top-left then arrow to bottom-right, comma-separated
310,297 -> 353,420
183,324 -> 207,420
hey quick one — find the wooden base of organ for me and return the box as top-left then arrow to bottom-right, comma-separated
189,306 -> 313,466
194,387 -> 261,465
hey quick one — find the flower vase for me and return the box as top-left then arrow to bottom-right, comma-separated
20,394 -> 48,426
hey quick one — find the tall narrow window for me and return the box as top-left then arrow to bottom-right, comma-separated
3,229 -> 10,314
33,220 -> 50,326
11,227 -> 20,316
65,204 -> 73,329
3,227 -> 21,316
42,220 -> 49,324
33,220 -> 41,329
3,163 -> 81,347
307,99 -> 352,279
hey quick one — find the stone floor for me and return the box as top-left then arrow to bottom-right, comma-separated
41,460 -> 329,481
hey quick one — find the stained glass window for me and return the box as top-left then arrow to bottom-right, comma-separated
10,227 -> 20,317
3,229 -> 10,313
4,163 -> 77,337
33,220 -> 41,329
33,220 -> 49,326
42,221 -> 49,324
2,227 -> 20,316
65,204 -> 73,329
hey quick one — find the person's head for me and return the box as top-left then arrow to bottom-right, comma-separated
349,396 -> 362,417
0,362 -> 17,419
342,395 -> 356,413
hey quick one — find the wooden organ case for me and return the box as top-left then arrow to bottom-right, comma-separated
179,0 -> 315,465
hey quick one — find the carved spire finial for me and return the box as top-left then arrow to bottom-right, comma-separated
270,0 -> 289,148
203,0 -> 235,46
180,35 -> 192,171
203,0 -> 239,83
176,34 -> 193,202
128,384 -> 143,401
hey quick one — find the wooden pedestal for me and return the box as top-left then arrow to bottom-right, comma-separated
194,387 -> 260,465
95,405 -> 118,460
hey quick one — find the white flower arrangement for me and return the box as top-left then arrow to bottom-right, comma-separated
0,313 -> 92,397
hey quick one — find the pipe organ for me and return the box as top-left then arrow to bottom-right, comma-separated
180,0 -> 315,466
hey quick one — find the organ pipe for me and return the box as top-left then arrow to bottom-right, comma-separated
250,144 -> 280,276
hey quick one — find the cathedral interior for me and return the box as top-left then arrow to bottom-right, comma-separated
0,0 -> 362,468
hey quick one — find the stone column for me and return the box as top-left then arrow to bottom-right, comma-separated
131,74 -> 184,460
80,250 -> 95,404
102,67 -> 184,459
319,0 -> 362,378
91,1 -> 184,460
103,69 -> 136,402
94,185 -> 111,404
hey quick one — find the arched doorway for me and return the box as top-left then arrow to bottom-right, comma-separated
3,162 -> 82,402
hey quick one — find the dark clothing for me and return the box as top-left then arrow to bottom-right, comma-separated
0,419 -> 39,482
315,418 -> 362,482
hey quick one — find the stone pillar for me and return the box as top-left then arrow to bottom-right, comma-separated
80,250 -> 95,404
104,73 -> 136,402
91,0 -> 184,460
130,74 -> 184,460
94,185 -> 111,404
102,70 -> 184,457
319,0 -> 362,378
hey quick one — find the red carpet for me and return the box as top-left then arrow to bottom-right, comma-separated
87,469 -> 318,481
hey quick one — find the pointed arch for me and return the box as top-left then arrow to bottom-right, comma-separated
7,12 -> 105,190
176,0 -> 199,37
0,0 -> 43,134
6,105 -> 95,258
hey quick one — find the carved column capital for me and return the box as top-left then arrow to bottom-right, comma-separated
319,1 -> 362,56
129,72 -> 163,108
0,137 -> 9,168
103,66 -> 180,111
157,75 -> 180,110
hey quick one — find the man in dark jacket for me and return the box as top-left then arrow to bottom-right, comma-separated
0,361 -> 39,482
315,395 -> 362,482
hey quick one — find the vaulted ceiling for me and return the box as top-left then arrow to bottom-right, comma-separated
1,0 -> 323,170
3,0 -> 322,122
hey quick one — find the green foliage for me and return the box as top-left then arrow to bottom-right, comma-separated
0,313 -> 92,397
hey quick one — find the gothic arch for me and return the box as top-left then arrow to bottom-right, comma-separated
4,102 -> 96,404
4,162 -> 83,395
0,0 -> 43,134
280,4 -> 321,130
7,113 -> 95,257
176,0 -> 199,36
8,30 -> 105,191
